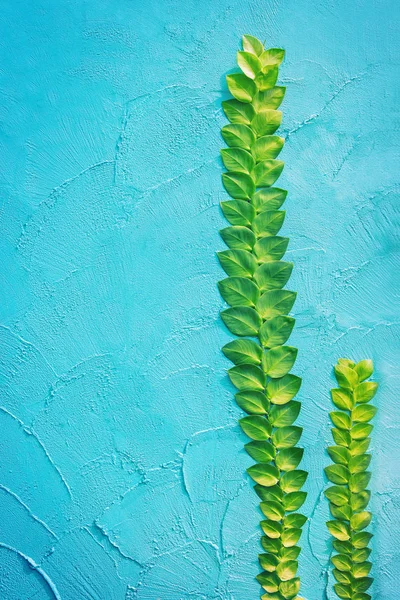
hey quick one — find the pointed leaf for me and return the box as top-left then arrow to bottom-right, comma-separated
332,428 -> 351,447
260,48 -> 285,67
236,390 -> 269,414
252,109 -> 282,137
272,426 -> 302,449
220,199 -> 255,226
354,359 -> 374,382
239,415 -> 271,440
256,290 -> 296,319
276,560 -> 298,582
237,51 -> 263,79
221,147 -> 255,174
283,513 -> 307,529
226,73 -> 256,103
334,364 -> 359,389
253,86 -> 286,111
247,463 -> 279,486
324,485 -> 350,507
217,249 -> 257,277
252,135 -> 284,161
252,210 -> 285,237
334,583 -> 352,598
281,528 -> 302,548
351,490 -> 371,512
260,500 -> 285,521
254,236 -> 289,263
270,401 -> 301,427
262,345 -> 298,377
351,423 -> 373,440
327,520 -> 350,541
352,531 -> 373,549
245,439 -> 275,462
259,553 -> 279,572
218,276 -> 259,307
228,364 -> 265,390
325,464 -> 350,485
281,470 -> 307,493
254,261 -> 293,292
331,554 -> 352,571
330,411 -> 351,430
255,66 -> 279,91
221,123 -> 256,149
266,374 -> 301,405
220,226 -> 256,251
331,388 -> 354,411
349,472 -> 371,493
259,315 -> 295,348
221,306 -> 261,336
327,445 -> 351,465
223,338 -> 262,365
252,187 -> 287,212
242,34 -> 264,56
350,511 -> 372,532
276,448 -> 303,471
222,171 -> 255,200
283,491 -> 307,512
255,484 -> 283,503
354,382 -> 378,404
222,99 -> 255,125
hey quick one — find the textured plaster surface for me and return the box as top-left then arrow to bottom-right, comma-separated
0,0 -> 398,598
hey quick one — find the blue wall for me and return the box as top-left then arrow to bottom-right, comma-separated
0,1 -> 398,598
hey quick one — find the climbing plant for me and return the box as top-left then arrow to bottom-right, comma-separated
218,35 -> 307,600
325,358 -> 378,600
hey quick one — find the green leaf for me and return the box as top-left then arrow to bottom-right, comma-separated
333,540 -> 352,554
228,364 -> 265,390
261,536 -> 282,554
259,552 -> 279,572
236,390 -> 269,414
330,411 -> 351,430
239,415 -> 271,440
325,464 -> 350,485
327,520 -> 350,541
251,136 -> 284,161
279,577 -> 300,599
245,440 -> 275,462
247,463 -> 279,486
262,345 -> 298,377
221,306 -> 261,336
354,359 -> 374,382
332,428 -> 351,447
350,511 -> 372,532
351,423 -> 373,440
221,123 -> 256,149
281,528 -> 302,548
220,199 -> 255,226
353,562 -> 372,578
276,560 -> 298,582
220,226 -> 256,251
283,513 -> 307,529
349,438 -> 371,456
334,571 -> 353,584
283,491 -> 307,512
327,446 -> 351,465
254,236 -> 289,263
330,504 -> 351,521
252,187 -> 287,212
222,99 -> 255,125
352,531 -> 373,549
217,249 -> 257,277
260,48 -> 285,67
334,364 -> 359,390
257,570 -> 280,592
338,358 -> 356,368
270,401 -> 301,427
252,210 -> 285,237
218,276 -> 260,307
353,548 -> 371,563
253,86 -> 286,110
348,453 -> 371,474
261,520 -> 283,538
254,261 -> 293,291
351,490 -> 371,512
237,51 -> 263,79
324,485 -> 350,507
331,388 -> 354,411
221,148 -> 255,174
272,426 -> 302,449
259,316 -> 295,348
354,382 -> 378,404
266,374 -> 302,405
226,74 -> 257,103
353,577 -> 373,592
349,472 -> 371,493
334,583 -> 352,599
281,470 -> 308,493
223,339 -> 262,365
222,172 -> 255,200
332,554 -> 352,571
255,66 -> 279,92
256,290 -> 297,319
276,448 -> 303,471
280,546 -> 301,561
242,34 -> 264,56
255,484 -> 283,503
260,500 -> 285,521
252,110 -> 282,136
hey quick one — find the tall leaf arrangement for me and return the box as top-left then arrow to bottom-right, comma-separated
325,358 -> 378,600
218,35 -> 307,600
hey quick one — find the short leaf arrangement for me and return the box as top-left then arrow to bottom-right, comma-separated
325,358 -> 378,600
218,35 -> 307,599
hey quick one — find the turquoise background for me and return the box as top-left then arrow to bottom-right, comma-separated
0,0 -> 398,598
